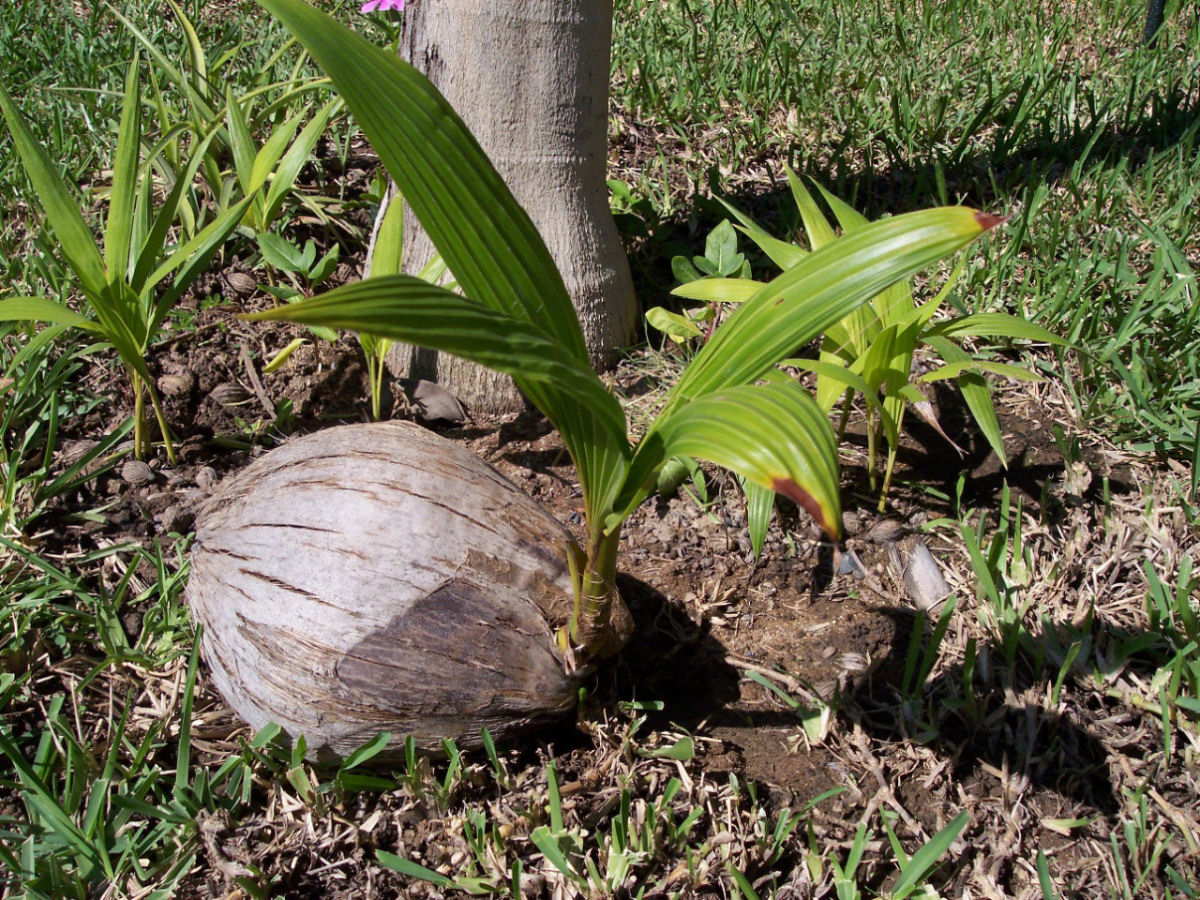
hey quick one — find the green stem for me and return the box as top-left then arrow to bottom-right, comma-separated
133,374 -> 146,460
865,405 -> 878,491
564,525 -> 628,665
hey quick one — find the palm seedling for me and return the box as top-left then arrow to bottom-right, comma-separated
185,0 -> 1003,759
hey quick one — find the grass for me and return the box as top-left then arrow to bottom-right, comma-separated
612,0 -> 1200,457
2,0 -> 1199,896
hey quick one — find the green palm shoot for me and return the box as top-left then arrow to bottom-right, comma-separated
246,0 -> 1002,667
676,169 -> 1068,510
0,58 -> 253,460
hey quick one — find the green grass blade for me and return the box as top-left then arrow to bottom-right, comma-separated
653,380 -> 842,538
0,83 -> 107,297
105,57 -> 142,281
891,810 -> 969,899
246,277 -> 627,444
0,727 -> 108,881
376,850 -> 453,887
667,208 -> 998,413
257,0 -> 587,361
0,297 -> 101,331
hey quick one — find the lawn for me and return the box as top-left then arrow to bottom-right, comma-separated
1,0 -> 1198,897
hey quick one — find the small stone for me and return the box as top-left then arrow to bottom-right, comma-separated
160,505 -> 195,534
410,379 -> 467,424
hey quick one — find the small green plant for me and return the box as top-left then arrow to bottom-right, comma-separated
248,0 -> 1002,668
669,170 -> 1068,510
646,219 -> 753,345
0,60 -> 251,460
115,0 -> 339,240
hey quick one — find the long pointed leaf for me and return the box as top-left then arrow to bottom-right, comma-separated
105,57 -> 142,280
146,193 -> 255,331
926,336 -> 1007,465
925,312 -> 1069,345
132,123 -> 223,294
258,0 -> 630,529
672,278 -> 765,304
262,97 -> 339,224
0,298 -> 101,332
0,84 -> 107,296
666,207 -> 999,411
650,381 -> 842,538
245,277 -> 627,445
257,0 -> 586,361
743,478 -> 774,558
719,197 -> 806,271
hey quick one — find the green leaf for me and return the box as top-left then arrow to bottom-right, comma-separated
529,826 -> 577,881
719,197 -> 807,271
891,810 -> 969,900
147,193 -> 256,330
652,380 -> 842,538
704,220 -> 743,275
225,87 -> 258,195
258,0 -> 630,530
925,312 -> 1069,345
263,97 -> 339,225
131,122 -> 223,294
646,306 -> 703,343
672,254 -> 703,284
257,231 -> 305,273
666,207 -> 997,413
257,0 -> 586,360
919,359 -> 1043,383
0,83 -> 108,297
249,112 -> 304,197
105,56 -> 142,280
926,336 -> 1007,466
788,167 -> 838,251
308,245 -> 340,285
0,297 -> 101,332
671,277 -> 765,304
245,276 -> 627,445
743,478 -> 774,558
340,731 -> 393,771
376,851 -> 453,887
368,190 -> 405,279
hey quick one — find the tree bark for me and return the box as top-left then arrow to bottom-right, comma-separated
379,0 -> 637,417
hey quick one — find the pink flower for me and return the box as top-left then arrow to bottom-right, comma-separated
361,0 -> 404,10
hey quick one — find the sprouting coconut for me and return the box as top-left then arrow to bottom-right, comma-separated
184,0 -> 997,761
188,421 -> 629,759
